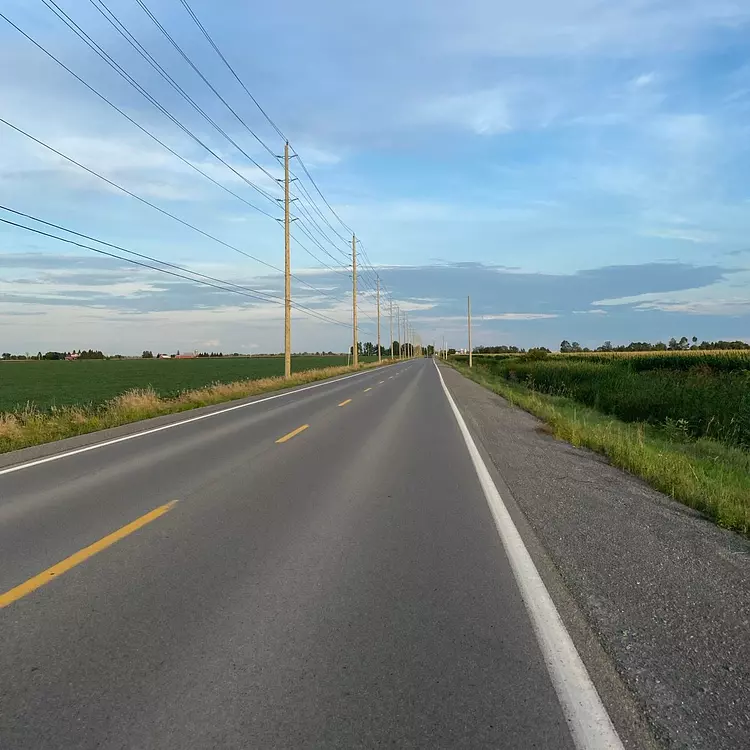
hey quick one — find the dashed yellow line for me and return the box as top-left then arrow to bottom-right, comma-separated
276,424 -> 309,443
363,387 -> 372,392
0,500 -> 178,608
338,399 -> 352,407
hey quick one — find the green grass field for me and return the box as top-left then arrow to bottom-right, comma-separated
0,356 -> 376,412
449,354 -> 750,535
458,350 -> 750,449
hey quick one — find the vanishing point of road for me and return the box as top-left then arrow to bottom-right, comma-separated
0,359 -> 623,749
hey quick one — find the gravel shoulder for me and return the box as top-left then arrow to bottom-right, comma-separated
440,363 -> 750,750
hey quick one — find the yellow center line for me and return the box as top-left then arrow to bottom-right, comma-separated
363,387 -> 372,392
276,424 -> 309,443
0,500 -> 178,609
338,399 -> 352,407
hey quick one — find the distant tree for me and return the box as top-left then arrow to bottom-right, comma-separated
692,336 -> 698,344
654,341 -> 668,351
667,337 -> 679,350
571,341 -> 582,352
142,350 -> 154,358
560,340 -> 573,353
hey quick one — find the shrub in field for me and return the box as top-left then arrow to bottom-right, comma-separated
479,354 -> 750,449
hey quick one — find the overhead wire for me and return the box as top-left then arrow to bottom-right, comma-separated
35,2 -> 357,293
30,2 -> 280,208
0,207 -> 357,330
0,118 -> 353,308
171,0 -> 389,313
0,11 -> 278,221
7,3 -> 398,345
46,0 -> 279,192
175,0 -> 287,142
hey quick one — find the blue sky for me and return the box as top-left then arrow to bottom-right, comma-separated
1,0 -> 750,354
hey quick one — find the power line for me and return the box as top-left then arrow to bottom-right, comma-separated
33,1 -> 280,204
0,117 -> 352,308
292,226 -> 350,280
0,11 -> 278,220
29,3 -> 278,207
175,0 -> 286,143
2,9 -> 359,299
167,0 -> 384,286
0,207 -> 356,330
132,0 -> 279,170
8,4 -> 402,346
295,154 -> 354,236
160,0 -> 391,309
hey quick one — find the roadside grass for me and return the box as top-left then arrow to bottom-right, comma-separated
449,361 -> 750,536
0,355 -> 381,413
0,361 -> 392,455
459,353 -> 750,448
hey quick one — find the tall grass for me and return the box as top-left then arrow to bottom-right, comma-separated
458,354 -> 750,448
450,360 -> 750,535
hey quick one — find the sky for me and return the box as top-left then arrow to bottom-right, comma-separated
1,0 -> 750,354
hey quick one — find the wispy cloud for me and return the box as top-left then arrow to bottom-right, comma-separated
645,228 -> 718,244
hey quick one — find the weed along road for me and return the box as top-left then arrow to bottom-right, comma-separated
2,358 -> 646,748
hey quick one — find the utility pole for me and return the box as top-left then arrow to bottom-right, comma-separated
397,308 -> 401,359
283,141 -> 291,379
468,295 -> 472,368
376,278 -> 381,364
352,234 -> 358,368
389,299 -> 393,360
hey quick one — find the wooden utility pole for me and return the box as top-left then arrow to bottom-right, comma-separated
352,234 -> 358,368
389,299 -> 393,360
397,308 -> 401,359
376,278 -> 382,363
283,141 -> 291,379
468,295 -> 472,368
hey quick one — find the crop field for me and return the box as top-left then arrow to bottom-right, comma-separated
0,356 -> 377,413
459,350 -> 750,449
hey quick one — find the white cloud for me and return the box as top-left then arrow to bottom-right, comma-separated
416,312 -> 558,322
645,228 -> 718,243
480,313 -> 558,320
427,0 -> 750,58
632,72 -> 656,88
592,270 -> 750,316
633,299 -> 750,315
418,88 -> 512,135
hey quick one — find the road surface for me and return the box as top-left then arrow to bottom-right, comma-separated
0,359 -> 613,748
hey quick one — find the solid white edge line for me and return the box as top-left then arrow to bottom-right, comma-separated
433,360 -> 624,750
0,364 -> 400,478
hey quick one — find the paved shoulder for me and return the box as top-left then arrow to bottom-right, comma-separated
439,363 -> 750,750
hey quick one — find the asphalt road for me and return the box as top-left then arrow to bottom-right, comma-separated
0,359 -> 595,749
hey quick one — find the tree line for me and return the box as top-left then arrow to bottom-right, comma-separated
1,349 -> 106,360
559,337 -> 750,353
